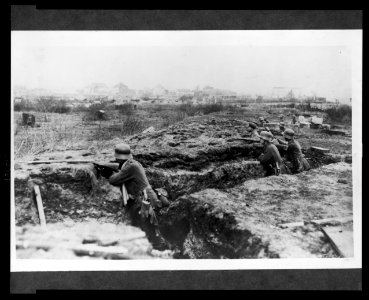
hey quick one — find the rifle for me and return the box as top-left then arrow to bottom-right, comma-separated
277,138 -> 288,145
227,137 -> 260,143
93,162 -> 120,179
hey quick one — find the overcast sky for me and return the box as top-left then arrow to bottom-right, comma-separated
11,31 -> 358,100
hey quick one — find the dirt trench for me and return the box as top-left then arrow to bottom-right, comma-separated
14,138 -> 351,259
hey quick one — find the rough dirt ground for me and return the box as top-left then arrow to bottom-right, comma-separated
16,220 -> 173,259
174,162 -> 352,258
14,111 -> 353,259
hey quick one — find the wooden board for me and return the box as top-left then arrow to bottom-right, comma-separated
321,225 -> 354,258
310,146 -> 330,154
310,216 -> 353,226
324,130 -> 346,136
18,160 -> 94,165
278,221 -> 304,229
34,185 -> 47,228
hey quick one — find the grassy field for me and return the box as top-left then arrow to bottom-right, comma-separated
13,103 -> 233,159
13,102 -> 351,160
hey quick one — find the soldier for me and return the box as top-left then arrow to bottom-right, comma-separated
265,127 -> 280,146
258,116 -> 265,127
108,143 -> 169,250
279,122 -> 286,133
257,131 -> 285,176
248,122 -> 261,140
279,129 -> 310,174
279,114 -> 284,123
292,114 -> 297,124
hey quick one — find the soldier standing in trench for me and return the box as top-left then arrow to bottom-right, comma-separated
257,131 -> 286,176
277,129 -> 310,174
108,143 -> 169,250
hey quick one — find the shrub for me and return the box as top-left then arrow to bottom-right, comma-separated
13,99 -> 36,112
51,100 -> 71,114
176,102 -> 226,117
201,103 -> 224,114
325,105 -> 352,123
14,98 -> 72,114
121,116 -> 145,135
115,103 -> 135,115
160,111 -> 187,128
177,103 -> 197,116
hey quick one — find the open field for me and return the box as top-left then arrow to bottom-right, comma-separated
13,104 -> 353,259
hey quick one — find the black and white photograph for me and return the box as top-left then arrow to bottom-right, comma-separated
10,28 -> 361,274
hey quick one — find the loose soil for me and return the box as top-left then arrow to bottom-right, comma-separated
14,110 -> 353,259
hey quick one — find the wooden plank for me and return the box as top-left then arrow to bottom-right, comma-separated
310,146 -> 330,154
239,161 -> 260,166
227,137 -> 260,143
321,226 -> 354,258
324,129 -> 346,136
309,216 -> 353,226
18,160 -> 94,165
16,241 -> 146,260
278,221 -> 304,229
33,185 -> 47,229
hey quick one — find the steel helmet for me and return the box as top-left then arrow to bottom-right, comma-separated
259,131 -> 273,142
114,143 -> 133,160
283,129 -> 295,139
249,122 -> 257,129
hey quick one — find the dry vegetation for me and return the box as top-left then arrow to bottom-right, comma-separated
13,103 -> 236,159
13,100 -> 352,160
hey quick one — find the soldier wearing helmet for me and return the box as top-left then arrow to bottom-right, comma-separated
258,116 -> 265,127
257,131 -> 284,176
264,127 -> 280,146
248,122 -> 261,140
279,122 -> 286,132
108,143 -> 169,250
281,129 -> 310,174
292,114 -> 297,124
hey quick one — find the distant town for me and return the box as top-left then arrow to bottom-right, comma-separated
13,83 -> 352,110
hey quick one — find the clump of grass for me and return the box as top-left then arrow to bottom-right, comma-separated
92,116 -> 147,140
115,103 -> 135,115
121,116 -> 145,135
160,111 -> 187,128
14,121 -> 80,158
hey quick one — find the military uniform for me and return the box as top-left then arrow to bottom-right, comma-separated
109,158 -> 166,248
285,140 -> 310,174
258,143 -> 284,176
109,158 -> 161,217
251,129 -> 261,139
